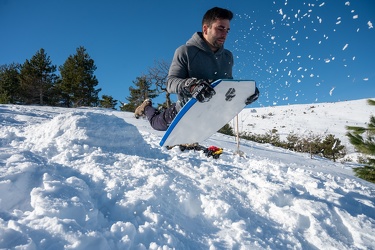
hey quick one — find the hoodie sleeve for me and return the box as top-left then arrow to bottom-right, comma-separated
166,45 -> 190,94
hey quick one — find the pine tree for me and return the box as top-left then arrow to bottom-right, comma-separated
121,76 -> 157,112
100,95 -> 117,109
58,46 -> 101,107
320,134 -> 346,162
218,123 -> 234,136
18,48 -> 57,105
0,63 -> 21,104
346,99 -> 375,183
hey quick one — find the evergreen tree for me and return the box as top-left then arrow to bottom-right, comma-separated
47,75 -> 65,107
58,46 -> 101,107
346,99 -> 375,183
18,48 -> 57,105
100,95 -> 117,109
121,76 -> 157,112
320,134 -> 346,162
308,134 -> 323,158
218,123 -> 234,136
0,63 -> 21,104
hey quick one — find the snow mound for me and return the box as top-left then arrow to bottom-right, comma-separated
24,111 -> 157,159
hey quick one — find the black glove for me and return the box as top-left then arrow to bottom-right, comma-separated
191,81 -> 216,102
245,87 -> 260,105
182,78 -> 216,103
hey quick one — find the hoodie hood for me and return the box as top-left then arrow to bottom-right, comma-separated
186,32 -> 225,55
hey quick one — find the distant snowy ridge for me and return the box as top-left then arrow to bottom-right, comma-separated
238,98 -> 374,155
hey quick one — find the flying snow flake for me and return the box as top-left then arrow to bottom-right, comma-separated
363,78 -> 369,81
233,1 -> 373,105
329,87 -> 335,96
332,140 -> 338,150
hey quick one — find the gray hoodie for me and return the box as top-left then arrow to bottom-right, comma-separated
167,32 -> 234,111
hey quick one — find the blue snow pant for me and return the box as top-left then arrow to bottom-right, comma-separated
145,104 -> 178,131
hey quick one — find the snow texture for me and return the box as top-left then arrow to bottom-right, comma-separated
0,100 -> 374,249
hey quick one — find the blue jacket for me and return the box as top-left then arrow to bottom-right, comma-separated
167,32 -> 233,111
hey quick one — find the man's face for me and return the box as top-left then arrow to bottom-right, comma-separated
203,19 -> 230,51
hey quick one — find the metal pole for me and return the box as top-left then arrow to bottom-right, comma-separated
234,114 -> 244,156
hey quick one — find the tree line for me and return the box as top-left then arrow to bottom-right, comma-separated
0,47 -> 117,109
1,47 -> 171,111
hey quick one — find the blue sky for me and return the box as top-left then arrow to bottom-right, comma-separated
1,0 -> 374,107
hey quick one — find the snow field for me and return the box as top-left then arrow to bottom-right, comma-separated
0,103 -> 374,249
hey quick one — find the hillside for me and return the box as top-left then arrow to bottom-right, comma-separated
239,99 -> 374,154
0,100 -> 374,249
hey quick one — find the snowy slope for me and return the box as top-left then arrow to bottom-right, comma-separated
0,101 -> 374,250
238,99 -> 374,153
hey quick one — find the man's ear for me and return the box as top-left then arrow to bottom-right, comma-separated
203,24 -> 208,35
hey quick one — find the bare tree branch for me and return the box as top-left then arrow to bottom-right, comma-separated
146,60 -> 172,108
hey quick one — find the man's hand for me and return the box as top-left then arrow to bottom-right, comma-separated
183,78 -> 216,103
191,81 -> 216,102
245,87 -> 260,105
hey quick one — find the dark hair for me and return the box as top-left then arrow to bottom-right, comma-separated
202,7 -> 233,26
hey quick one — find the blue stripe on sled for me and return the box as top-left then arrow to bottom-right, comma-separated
159,79 -> 222,147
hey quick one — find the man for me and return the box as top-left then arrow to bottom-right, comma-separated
135,7 -> 259,131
